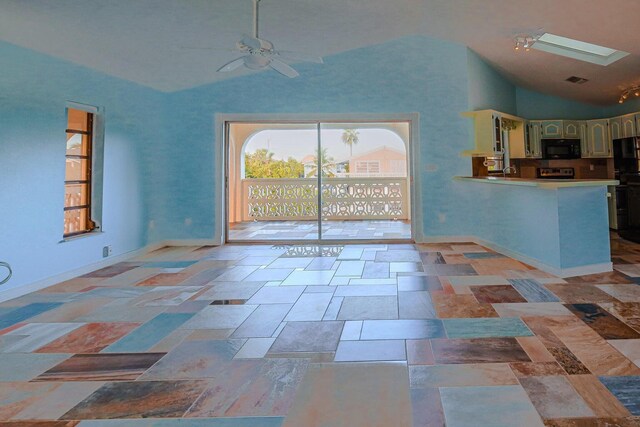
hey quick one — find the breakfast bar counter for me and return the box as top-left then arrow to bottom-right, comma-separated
453,176 -> 616,277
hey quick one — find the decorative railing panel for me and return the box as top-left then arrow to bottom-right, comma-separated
242,178 -> 408,221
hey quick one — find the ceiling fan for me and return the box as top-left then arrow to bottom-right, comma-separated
217,0 -> 323,78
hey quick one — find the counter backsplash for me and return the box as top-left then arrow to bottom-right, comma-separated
472,157 -> 613,179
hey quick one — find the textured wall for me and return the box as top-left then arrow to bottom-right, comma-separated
0,41 -> 163,292
515,87 -> 606,120
467,50 -> 517,115
151,36 -> 479,242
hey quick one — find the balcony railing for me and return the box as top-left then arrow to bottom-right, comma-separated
242,177 -> 408,221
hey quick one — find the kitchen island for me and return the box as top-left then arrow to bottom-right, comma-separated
454,176 -> 618,277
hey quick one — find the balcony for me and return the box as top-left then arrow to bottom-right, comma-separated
229,177 -> 411,240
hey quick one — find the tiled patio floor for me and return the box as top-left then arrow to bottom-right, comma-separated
228,219 -> 412,241
0,236 -> 639,425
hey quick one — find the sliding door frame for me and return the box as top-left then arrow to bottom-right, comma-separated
215,113 -> 422,245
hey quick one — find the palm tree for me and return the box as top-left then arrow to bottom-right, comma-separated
341,129 -> 360,158
306,148 -> 336,177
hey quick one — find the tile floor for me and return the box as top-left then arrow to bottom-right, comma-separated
228,219 -> 412,241
0,236 -> 639,426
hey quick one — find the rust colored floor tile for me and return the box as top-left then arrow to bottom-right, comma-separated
597,285 -> 640,302
567,375 -> 631,418
35,322 -> 140,353
469,285 -> 527,303
600,302 -> 640,320
406,339 -> 435,365
520,376 -> 595,419
432,294 -> 498,318
82,263 -> 140,278
430,338 -> 530,364
509,362 -> 566,377
516,337 -> 557,362
34,353 -> 166,381
544,284 -> 617,304
550,321 -> 640,376
547,347 -> 591,375
565,304 -> 640,340
60,380 -> 208,419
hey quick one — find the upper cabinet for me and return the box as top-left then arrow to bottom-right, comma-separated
540,120 -> 581,139
541,120 -> 563,138
583,119 -> 612,158
621,114 -> 637,138
461,110 -> 526,157
563,121 -> 581,139
610,117 -> 623,140
526,121 -> 543,158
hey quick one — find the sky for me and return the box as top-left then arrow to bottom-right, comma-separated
244,127 -> 407,162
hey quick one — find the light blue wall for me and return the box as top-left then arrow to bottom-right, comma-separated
515,87 -> 606,120
467,50 -> 517,115
0,41 -> 163,292
603,98 -> 640,117
152,36 -> 479,242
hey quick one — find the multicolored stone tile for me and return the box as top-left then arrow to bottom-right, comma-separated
35,323 -> 140,353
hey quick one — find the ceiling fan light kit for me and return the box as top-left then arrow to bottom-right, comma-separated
217,0 -> 323,78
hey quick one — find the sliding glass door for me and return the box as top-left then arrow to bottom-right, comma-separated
226,120 -> 411,242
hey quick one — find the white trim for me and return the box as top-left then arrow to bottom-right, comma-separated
0,243 -> 163,303
421,235 -> 613,278
215,112 -> 422,244
0,232 -> 612,302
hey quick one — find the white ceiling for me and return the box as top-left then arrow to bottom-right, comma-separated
1,0 -> 639,105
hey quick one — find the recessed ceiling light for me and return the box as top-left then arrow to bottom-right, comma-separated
532,33 -> 629,66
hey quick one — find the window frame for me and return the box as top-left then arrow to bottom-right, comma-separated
64,108 -> 96,238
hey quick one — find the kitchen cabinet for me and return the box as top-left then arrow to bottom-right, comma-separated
636,114 -> 640,137
563,121 -> 581,139
583,119 -> 612,158
461,110 -> 525,157
610,117 -> 623,140
541,120 -> 563,138
526,121 -> 542,158
621,114 -> 636,138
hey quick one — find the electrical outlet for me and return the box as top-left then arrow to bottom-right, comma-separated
590,164 -> 595,171
102,245 -> 112,258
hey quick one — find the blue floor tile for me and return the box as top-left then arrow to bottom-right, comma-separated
443,318 -> 534,339
0,302 -> 62,329
508,279 -> 559,302
599,376 -> 640,415
103,312 -> 196,352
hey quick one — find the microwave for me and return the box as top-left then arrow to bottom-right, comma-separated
541,139 -> 581,159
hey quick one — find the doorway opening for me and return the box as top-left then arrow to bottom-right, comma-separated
225,120 -> 412,243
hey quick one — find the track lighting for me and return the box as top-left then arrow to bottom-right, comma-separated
513,35 -> 538,53
619,85 -> 640,104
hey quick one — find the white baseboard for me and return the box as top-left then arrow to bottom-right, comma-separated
0,234 -> 611,302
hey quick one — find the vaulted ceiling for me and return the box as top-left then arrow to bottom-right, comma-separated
1,0 -> 639,105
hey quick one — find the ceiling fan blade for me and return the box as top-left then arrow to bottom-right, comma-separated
269,58 -> 299,78
277,50 -> 323,64
217,57 -> 246,73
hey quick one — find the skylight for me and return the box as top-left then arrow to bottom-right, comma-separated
532,33 -> 629,66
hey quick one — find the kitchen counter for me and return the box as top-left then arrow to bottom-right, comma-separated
452,176 -> 613,277
454,176 -> 618,188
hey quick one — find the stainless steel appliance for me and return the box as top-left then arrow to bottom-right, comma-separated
484,155 -> 504,175
536,167 -> 575,179
541,139 -> 581,160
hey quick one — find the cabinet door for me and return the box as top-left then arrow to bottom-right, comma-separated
580,122 -> 590,157
528,122 -> 542,158
622,115 -> 636,138
635,114 -> 640,137
587,120 -> 611,158
563,121 -> 580,139
541,120 -> 563,138
492,113 -> 503,153
610,117 -> 622,140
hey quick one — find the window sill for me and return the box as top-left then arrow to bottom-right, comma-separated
59,230 -> 103,243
